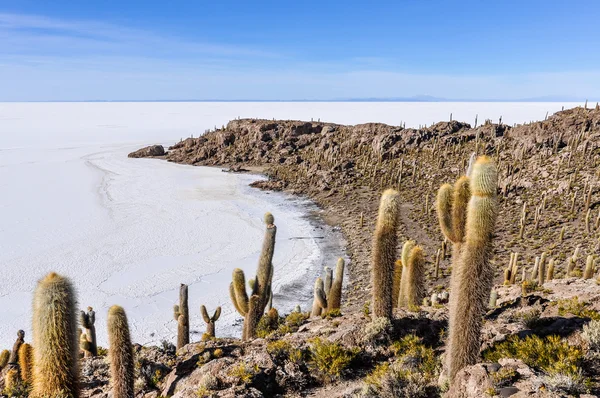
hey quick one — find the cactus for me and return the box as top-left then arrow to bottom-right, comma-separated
200,305 -> 222,337
294,305 -> 301,313
489,290 -> 498,308
371,189 -> 401,318
4,366 -> 19,394
18,343 -> 33,383
546,258 -> 555,281
400,245 -> 426,309
80,307 -> 97,357
584,255 -> 595,279
107,305 -> 134,398
311,277 -> 328,317
398,240 -> 416,308
503,268 -> 511,285
173,284 -> 189,349
231,213 -> 276,340
8,330 -> 24,364
436,176 -> 471,260
538,252 -> 547,285
392,259 -> 403,308
446,156 -> 498,382
31,272 -> 78,398
323,267 -> 333,298
327,258 -> 345,312
0,350 -> 9,369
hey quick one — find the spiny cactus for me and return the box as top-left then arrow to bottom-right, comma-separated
107,305 -> 134,398
4,366 -> 19,394
446,156 -> 498,382
503,268 -> 511,285
327,258 -> 345,312
200,305 -> 222,338
230,213 -> 276,340
371,189 -> 401,318
398,240 -> 416,308
584,255 -> 595,279
323,267 -> 333,299
31,272 -> 78,398
436,176 -> 471,260
173,284 -> 189,349
398,244 -> 426,309
80,307 -> 97,357
547,259 -> 555,281
18,343 -> 33,383
538,252 -> 547,285
489,290 -> 498,308
391,259 -> 403,308
8,330 -> 24,364
0,350 -> 9,369
311,277 -> 327,317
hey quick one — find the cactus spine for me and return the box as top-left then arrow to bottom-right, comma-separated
200,305 -> 222,337
446,156 -> 498,382
8,330 -> 25,364
311,277 -> 328,316
19,343 -> 33,383
173,284 -> 189,349
31,272 -> 78,398
80,307 -> 97,357
371,189 -> 401,318
327,258 -> 345,311
107,305 -> 134,398
230,213 -> 276,340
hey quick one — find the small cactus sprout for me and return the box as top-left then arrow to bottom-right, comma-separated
31,272 -> 78,398
0,350 -> 9,369
446,156 -> 498,382
80,307 -> 97,357
311,277 -> 328,317
327,258 -> 345,312
173,284 -> 190,349
19,343 -> 33,383
8,330 -> 25,364
107,305 -> 134,398
584,255 -> 595,279
546,259 -> 555,281
294,305 -> 301,313
201,305 -> 222,338
230,213 -> 276,340
489,290 -> 498,308
371,189 -> 401,318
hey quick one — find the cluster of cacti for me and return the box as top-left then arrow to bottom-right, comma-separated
438,156 -> 499,382
201,305 -> 222,338
173,283 -> 190,349
397,240 -> 426,309
107,305 -> 134,398
230,212 -> 276,340
80,306 -> 97,357
311,277 -> 328,317
311,257 -> 346,316
371,189 -> 401,318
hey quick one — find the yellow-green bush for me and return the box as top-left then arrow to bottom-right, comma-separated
390,335 -> 439,381
266,340 -> 303,362
483,335 -> 583,376
308,338 -> 358,380
557,297 -> 600,320
228,362 -> 259,384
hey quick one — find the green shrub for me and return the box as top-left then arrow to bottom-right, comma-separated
557,297 -> 600,320
390,335 -> 438,381
308,338 -> 358,380
483,335 -> 583,376
266,340 -> 303,362
228,362 -> 259,385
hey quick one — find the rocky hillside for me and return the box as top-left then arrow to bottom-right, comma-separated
115,105 -> 600,397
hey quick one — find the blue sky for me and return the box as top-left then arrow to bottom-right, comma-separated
1,1 -> 600,101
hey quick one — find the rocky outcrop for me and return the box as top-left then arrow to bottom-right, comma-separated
128,145 -> 165,158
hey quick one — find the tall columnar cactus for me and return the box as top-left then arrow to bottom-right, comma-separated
371,189 -> 401,318
230,213 -> 276,340
538,253 -> 547,285
446,156 -> 498,382
584,255 -> 595,279
8,330 -> 25,364
311,277 -> 328,317
323,267 -> 333,299
107,305 -> 134,398
402,245 -> 426,309
398,240 -> 416,308
200,305 -> 222,338
327,258 -> 345,311
391,259 -> 403,308
173,284 -> 189,349
18,343 -> 33,383
547,259 -> 555,281
31,272 -> 78,398
0,350 -> 9,369
80,307 -> 97,357
436,176 -> 471,261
